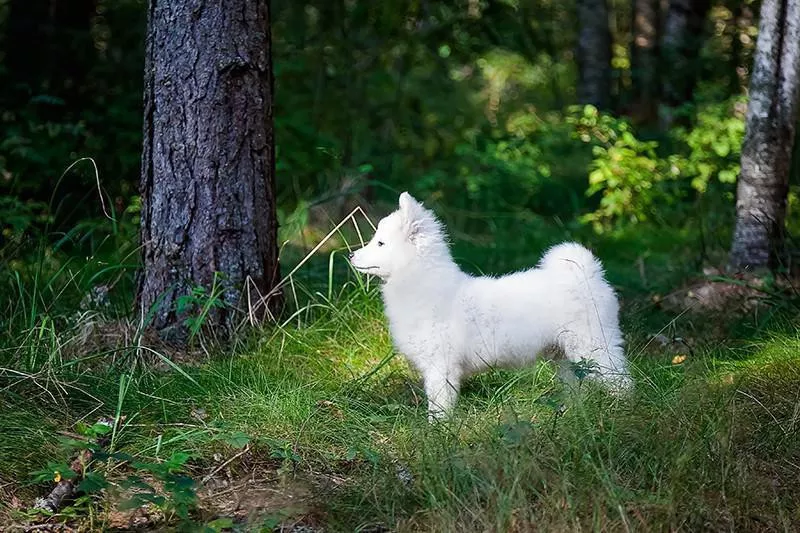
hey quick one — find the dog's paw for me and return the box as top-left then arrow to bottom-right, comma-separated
604,372 -> 634,395
427,407 -> 449,423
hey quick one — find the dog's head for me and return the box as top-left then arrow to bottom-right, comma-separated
349,192 -> 446,280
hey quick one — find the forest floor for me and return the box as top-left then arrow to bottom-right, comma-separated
1,217 -> 800,532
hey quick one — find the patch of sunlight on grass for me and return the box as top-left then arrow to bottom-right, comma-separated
0,405 -> 60,486
705,330 -> 800,380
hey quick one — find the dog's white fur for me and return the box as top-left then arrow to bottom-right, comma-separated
350,192 -> 630,419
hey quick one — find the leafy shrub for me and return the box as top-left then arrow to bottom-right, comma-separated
570,105 -> 680,232
571,99 -> 746,232
670,96 -> 746,194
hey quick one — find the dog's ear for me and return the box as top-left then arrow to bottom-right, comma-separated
398,192 -> 421,216
398,192 -> 425,240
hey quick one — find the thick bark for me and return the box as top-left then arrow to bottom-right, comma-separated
137,0 -> 281,341
729,0 -> 800,270
576,0 -> 613,109
629,0 -> 661,121
659,0 -> 711,125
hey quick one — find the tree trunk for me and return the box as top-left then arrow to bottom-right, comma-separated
576,0 -> 613,109
629,0 -> 661,122
729,0 -> 800,271
137,0 -> 281,342
659,0 -> 711,126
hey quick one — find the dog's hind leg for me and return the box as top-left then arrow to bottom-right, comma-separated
558,329 -> 631,392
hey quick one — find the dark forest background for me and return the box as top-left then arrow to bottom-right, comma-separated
1,0 -> 784,251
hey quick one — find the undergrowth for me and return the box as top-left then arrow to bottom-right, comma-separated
1,207 -> 799,531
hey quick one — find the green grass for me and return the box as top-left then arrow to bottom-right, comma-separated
1,216 -> 799,531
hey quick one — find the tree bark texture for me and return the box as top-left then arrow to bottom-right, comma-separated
137,0 -> 281,340
659,0 -> 711,124
576,0 -> 613,109
630,0 -> 661,121
729,0 -> 800,270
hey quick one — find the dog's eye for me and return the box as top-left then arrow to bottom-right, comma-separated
377,241 -> 385,247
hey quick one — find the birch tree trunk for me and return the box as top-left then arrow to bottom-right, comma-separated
576,0 -> 612,109
729,0 -> 800,270
136,0 -> 281,342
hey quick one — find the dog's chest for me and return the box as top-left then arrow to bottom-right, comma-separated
384,303 -> 453,363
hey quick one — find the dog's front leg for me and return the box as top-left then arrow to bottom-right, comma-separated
424,370 -> 460,421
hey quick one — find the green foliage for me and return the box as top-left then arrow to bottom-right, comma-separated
671,97 -> 747,194
221,431 -> 251,449
175,272 -> 229,339
30,427 -> 206,528
0,0 -> 145,216
572,98 -> 747,232
570,105 -> 680,231
0,0 -> 754,244
123,452 -> 198,522
0,197 -> 51,235
75,421 -> 113,440
415,121 -> 586,224
0,197 -> 51,266
0,106 -> 91,197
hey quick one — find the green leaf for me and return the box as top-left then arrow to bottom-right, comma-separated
56,466 -> 78,480
167,474 -> 196,490
119,493 -> 165,511
223,431 -> 251,449
57,436 -> 93,451
498,421 -> 534,445
121,475 -> 155,492
75,421 -> 91,436
94,451 -> 134,463
77,472 -> 108,494
362,448 -> 380,466
206,517 -> 235,531
345,447 -> 358,461
88,422 -> 112,437
164,451 -> 192,470
718,169 -> 737,183
588,168 -> 606,186
712,140 -> 730,157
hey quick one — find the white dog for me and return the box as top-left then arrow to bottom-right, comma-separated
350,192 -> 630,419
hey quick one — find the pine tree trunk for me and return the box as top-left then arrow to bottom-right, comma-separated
630,0 -> 661,122
729,0 -> 800,271
659,0 -> 711,126
137,0 -> 281,342
576,0 -> 612,109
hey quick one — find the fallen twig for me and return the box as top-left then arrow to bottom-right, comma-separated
201,444 -> 251,485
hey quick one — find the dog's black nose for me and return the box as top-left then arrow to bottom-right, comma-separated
348,252 -> 354,260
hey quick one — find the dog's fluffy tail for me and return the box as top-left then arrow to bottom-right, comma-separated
539,242 -> 604,279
